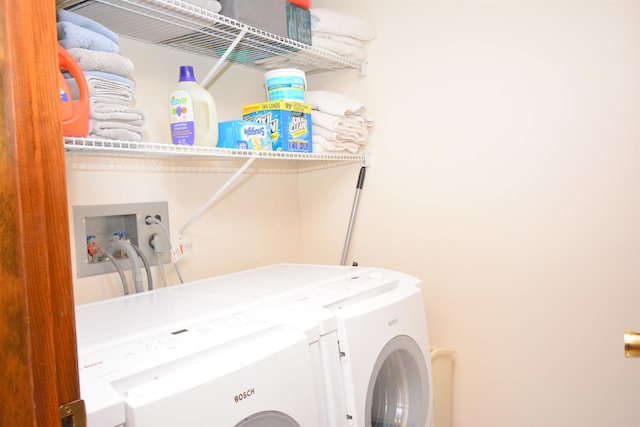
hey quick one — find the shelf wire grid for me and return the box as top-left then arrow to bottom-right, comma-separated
63,137 -> 367,164
56,0 -> 363,74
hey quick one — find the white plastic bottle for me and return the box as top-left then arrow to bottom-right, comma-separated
169,66 -> 218,146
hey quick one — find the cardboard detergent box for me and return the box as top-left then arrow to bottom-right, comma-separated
217,120 -> 271,150
242,101 -> 312,152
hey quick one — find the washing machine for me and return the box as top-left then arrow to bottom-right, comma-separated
75,285 -> 323,427
168,263 -> 434,427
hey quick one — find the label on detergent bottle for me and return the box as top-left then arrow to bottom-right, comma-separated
170,90 -> 195,146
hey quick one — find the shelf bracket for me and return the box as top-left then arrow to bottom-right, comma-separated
201,26 -> 249,88
360,60 -> 369,77
179,156 -> 257,235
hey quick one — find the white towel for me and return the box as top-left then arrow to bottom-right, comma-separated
312,111 -> 368,143
89,96 -> 129,107
84,71 -> 135,88
57,22 -> 120,53
68,48 -> 134,77
90,100 -> 145,122
310,8 -> 376,41
90,120 -> 144,142
313,32 -> 364,47
312,134 -> 360,154
311,36 -> 367,62
65,72 -> 135,100
57,8 -> 119,44
86,75 -> 136,104
305,90 -> 373,125
313,123 -> 367,145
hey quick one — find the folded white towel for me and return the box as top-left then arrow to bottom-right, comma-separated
84,71 -> 135,88
313,32 -> 364,47
90,100 -> 145,122
86,75 -> 136,104
65,75 -> 136,104
305,90 -> 374,125
312,111 -> 368,142
313,123 -> 368,146
57,22 -> 120,53
310,8 -> 376,41
90,120 -> 144,142
312,134 -> 360,154
311,37 -> 367,62
68,48 -> 134,77
57,8 -> 119,44
89,96 -> 130,107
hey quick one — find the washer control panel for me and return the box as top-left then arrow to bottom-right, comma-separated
78,304 -> 276,383
271,269 -> 403,311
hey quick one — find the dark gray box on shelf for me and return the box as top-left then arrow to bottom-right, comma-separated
286,2 -> 311,45
219,0 -> 311,45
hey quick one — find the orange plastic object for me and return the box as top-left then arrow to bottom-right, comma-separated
288,0 -> 310,9
58,44 -> 89,137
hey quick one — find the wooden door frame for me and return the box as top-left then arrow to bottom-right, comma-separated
0,1 -> 80,426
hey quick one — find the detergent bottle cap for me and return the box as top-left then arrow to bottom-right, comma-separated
178,66 -> 197,82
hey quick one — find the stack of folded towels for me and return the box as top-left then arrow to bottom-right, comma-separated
305,90 -> 373,153
310,8 -> 376,62
57,8 -> 145,141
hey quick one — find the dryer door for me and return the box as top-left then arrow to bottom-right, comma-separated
366,335 -> 429,427
235,410 -> 300,427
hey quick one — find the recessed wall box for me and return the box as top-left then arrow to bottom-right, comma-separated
73,202 -> 170,278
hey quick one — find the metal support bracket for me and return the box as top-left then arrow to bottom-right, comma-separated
180,157 -> 257,235
201,26 -> 249,88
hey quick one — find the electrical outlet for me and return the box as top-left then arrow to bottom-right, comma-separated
73,202 -> 170,278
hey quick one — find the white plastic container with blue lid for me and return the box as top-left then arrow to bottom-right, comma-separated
264,68 -> 306,102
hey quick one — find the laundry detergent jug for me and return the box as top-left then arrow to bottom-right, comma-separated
58,44 -> 89,137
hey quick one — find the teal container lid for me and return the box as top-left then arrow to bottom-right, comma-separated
179,66 -> 196,82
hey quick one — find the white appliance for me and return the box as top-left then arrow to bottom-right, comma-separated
169,264 -> 434,427
75,287 -> 323,427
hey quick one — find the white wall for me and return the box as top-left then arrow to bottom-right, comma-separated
305,1 -> 640,426
66,1 -> 640,426
67,40 -> 307,303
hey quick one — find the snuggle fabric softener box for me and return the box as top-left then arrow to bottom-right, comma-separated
218,120 -> 271,150
242,101 -> 312,152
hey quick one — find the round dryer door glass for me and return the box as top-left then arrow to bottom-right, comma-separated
234,411 -> 300,427
366,335 -> 429,427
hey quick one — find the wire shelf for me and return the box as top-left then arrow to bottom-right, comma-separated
63,137 -> 367,163
56,0 -> 364,74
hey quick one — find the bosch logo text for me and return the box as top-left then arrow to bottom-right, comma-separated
234,388 -> 255,403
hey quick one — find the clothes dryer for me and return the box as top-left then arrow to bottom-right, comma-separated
170,264 -> 434,427
75,286 -> 323,427
267,265 -> 434,427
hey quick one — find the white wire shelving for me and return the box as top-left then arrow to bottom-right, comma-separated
63,137 -> 369,167
58,0 -> 370,168
55,0 -> 365,75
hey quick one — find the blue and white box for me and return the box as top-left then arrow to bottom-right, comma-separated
217,120 -> 271,150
